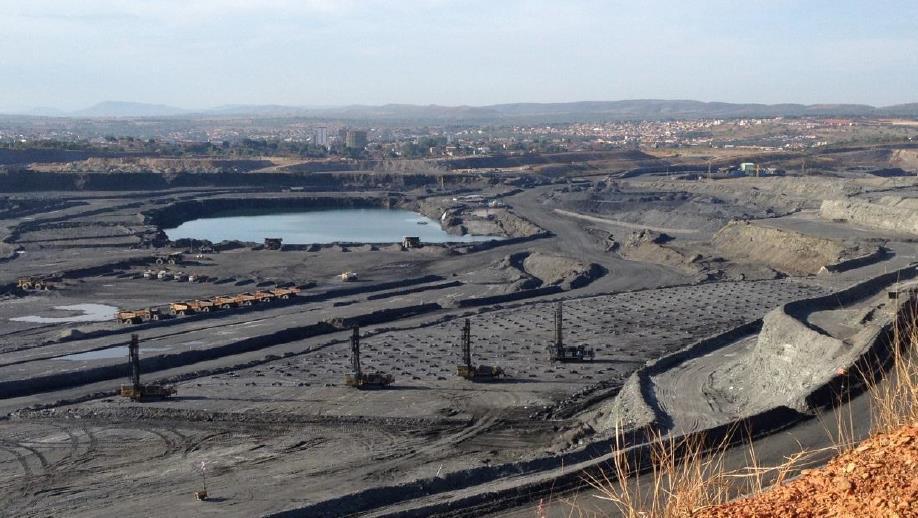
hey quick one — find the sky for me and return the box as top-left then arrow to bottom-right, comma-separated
1,0 -> 917,112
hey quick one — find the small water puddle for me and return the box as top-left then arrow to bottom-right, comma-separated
11,304 -> 118,324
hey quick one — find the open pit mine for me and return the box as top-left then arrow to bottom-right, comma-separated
0,155 -> 916,517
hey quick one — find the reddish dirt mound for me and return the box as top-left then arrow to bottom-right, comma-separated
703,425 -> 918,517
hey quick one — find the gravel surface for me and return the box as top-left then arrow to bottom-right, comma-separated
703,425 -> 918,518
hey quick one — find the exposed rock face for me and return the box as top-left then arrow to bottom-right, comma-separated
732,308 -> 853,412
820,198 -> 918,236
492,251 -> 605,290
30,157 -> 275,174
712,220 -> 865,275
521,253 -> 604,289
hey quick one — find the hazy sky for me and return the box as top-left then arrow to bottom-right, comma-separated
2,0 -> 916,111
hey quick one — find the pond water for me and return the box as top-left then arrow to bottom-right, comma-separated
11,303 -> 119,324
164,208 -> 501,244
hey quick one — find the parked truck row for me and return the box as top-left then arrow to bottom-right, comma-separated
116,286 -> 301,324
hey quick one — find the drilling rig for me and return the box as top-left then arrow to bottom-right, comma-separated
548,302 -> 595,362
119,334 -> 176,401
344,327 -> 393,389
456,319 -> 504,381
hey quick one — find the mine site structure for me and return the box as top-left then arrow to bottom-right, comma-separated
124,287 -> 300,323
16,275 -> 59,291
118,334 -> 175,401
153,252 -> 184,265
117,307 -> 161,325
456,318 -> 504,381
344,326 -> 394,389
549,302 -> 595,362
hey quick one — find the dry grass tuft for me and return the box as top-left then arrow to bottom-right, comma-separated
868,306 -> 918,433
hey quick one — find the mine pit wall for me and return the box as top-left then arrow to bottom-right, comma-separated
460,232 -> 552,253
746,264 -> 918,412
711,220 -> 861,275
822,247 -> 889,274
603,263 -> 918,437
746,311 -> 853,412
0,169 -> 473,193
820,198 -> 918,236
455,286 -> 564,308
5,201 -> 146,244
595,319 -> 765,435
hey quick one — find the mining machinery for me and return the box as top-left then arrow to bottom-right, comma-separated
456,319 -> 504,381
17,275 -> 58,291
270,286 -> 300,300
118,334 -> 176,401
117,307 -> 162,324
344,327 -> 393,389
549,302 -> 595,362
153,252 -> 184,265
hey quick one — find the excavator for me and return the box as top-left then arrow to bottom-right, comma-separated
456,319 -> 504,381
344,327 -> 393,389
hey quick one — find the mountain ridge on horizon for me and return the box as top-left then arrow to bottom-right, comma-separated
5,99 -> 918,121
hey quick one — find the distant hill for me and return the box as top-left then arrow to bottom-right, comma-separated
878,103 -> 918,117
71,101 -> 189,118
486,100 -> 881,119
210,100 -> 917,121
9,99 -> 918,121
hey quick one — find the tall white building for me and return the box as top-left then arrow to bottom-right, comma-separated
314,126 -> 328,148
